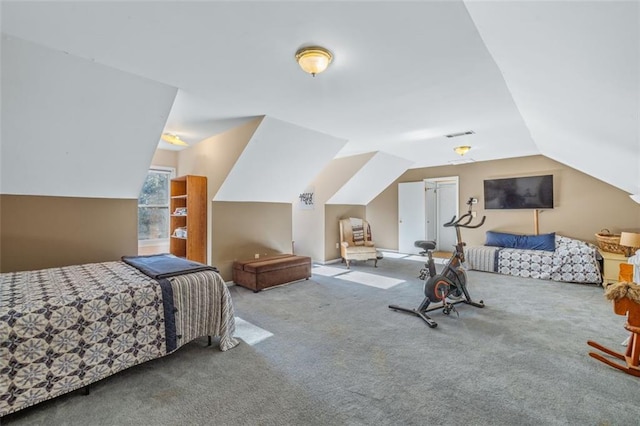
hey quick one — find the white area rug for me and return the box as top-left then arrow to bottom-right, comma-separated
234,317 -> 273,346
336,271 -> 405,289
377,251 -> 407,259
312,265 -> 349,277
404,255 -> 448,264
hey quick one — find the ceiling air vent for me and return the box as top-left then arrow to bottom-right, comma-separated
445,130 -> 475,138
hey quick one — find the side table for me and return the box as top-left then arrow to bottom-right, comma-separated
600,251 -> 629,287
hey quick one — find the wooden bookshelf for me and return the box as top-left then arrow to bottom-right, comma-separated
169,175 -> 207,263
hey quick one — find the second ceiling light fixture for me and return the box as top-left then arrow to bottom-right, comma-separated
295,46 -> 333,77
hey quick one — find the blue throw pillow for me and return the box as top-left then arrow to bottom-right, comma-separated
518,232 -> 556,251
485,231 -> 556,252
485,231 -> 520,248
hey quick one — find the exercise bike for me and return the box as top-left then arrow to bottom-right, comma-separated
389,208 -> 486,328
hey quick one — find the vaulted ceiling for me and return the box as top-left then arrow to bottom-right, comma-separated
1,1 -> 638,202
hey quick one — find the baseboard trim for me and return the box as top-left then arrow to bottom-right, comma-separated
320,258 -> 342,265
320,249 -> 397,265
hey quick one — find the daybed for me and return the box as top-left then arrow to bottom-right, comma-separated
465,232 -> 602,284
0,254 -> 238,418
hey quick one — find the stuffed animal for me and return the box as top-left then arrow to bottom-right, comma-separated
604,280 -> 640,304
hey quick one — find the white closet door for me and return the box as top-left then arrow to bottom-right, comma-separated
398,181 -> 425,255
436,181 -> 458,251
425,180 -> 437,242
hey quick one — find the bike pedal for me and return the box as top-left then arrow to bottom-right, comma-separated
445,303 -> 459,317
451,305 -> 459,317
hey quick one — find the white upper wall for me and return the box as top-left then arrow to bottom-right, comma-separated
327,152 -> 413,205
214,116 -> 347,202
1,36 -> 177,199
1,2 -> 636,202
466,1 -> 640,196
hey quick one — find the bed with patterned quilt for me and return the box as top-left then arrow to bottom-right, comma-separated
465,234 -> 602,284
0,254 -> 238,418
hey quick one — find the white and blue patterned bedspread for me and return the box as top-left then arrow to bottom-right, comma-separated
465,235 -> 602,284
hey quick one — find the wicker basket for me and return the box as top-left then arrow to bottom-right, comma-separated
595,229 -> 625,254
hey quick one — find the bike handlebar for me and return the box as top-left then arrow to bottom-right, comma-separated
443,213 -> 486,229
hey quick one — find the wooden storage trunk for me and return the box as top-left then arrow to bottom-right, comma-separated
232,254 -> 312,292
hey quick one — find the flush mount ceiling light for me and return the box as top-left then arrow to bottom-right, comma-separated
295,46 -> 333,77
161,133 -> 189,147
453,145 -> 471,156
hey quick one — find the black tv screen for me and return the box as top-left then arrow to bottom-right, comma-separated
484,175 -> 554,209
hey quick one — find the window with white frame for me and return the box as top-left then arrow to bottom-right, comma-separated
138,167 -> 175,241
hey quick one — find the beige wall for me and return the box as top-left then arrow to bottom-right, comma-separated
367,155 -> 640,250
325,204 -> 366,261
177,117 -> 262,265
293,153 -> 374,262
151,149 -> 178,169
212,201 -> 293,281
0,194 -> 137,272
366,177 -> 400,251
4,152 -> 637,274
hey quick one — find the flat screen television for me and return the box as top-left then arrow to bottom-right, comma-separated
484,175 -> 554,209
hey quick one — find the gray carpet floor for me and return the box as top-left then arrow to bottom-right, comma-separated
4,256 -> 640,425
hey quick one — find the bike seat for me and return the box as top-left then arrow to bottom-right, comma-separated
414,240 -> 436,251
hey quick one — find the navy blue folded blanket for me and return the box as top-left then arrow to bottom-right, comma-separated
121,253 -> 218,279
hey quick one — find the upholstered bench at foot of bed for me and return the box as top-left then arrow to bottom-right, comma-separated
232,254 -> 312,292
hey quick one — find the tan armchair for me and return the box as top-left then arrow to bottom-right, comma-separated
339,218 -> 378,268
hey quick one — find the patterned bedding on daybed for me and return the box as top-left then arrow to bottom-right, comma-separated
0,259 -> 238,417
465,235 -> 602,284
